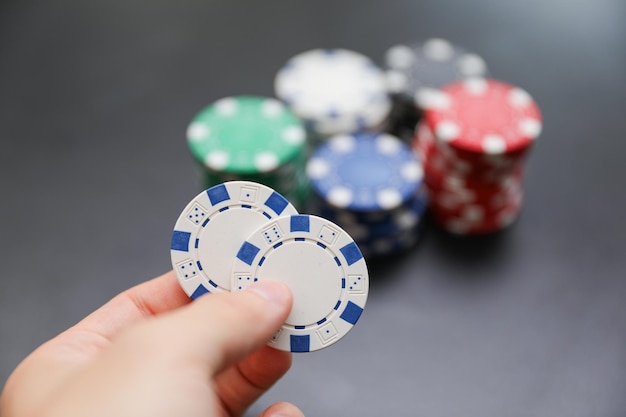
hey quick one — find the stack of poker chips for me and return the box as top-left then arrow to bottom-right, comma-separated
274,48 -> 392,143
413,78 -> 542,235
186,95 -> 310,208
384,38 -> 488,141
306,132 -> 428,258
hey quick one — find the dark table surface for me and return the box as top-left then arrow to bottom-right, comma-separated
1,1 -> 625,416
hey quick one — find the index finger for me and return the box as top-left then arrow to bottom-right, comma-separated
2,271 -> 192,413
71,270 -> 190,339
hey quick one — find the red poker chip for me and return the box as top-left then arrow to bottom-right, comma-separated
424,150 -> 525,181
429,183 -> 523,213
429,190 -> 522,218
413,121 -> 529,178
430,202 -> 522,235
422,153 -> 525,190
427,186 -> 523,211
423,165 -> 524,196
420,79 -> 542,155
439,216 -> 519,235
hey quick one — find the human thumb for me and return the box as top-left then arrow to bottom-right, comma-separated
139,280 -> 293,374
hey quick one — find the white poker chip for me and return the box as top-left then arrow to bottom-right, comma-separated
274,48 -> 392,136
232,214 -> 369,352
170,181 -> 298,298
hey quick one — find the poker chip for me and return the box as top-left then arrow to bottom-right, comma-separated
274,48 -> 392,138
313,189 -> 428,241
186,96 -> 309,208
412,78 -> 542,235
232,214 -> 368,352
420,78 -> 542,155
307,133 -> 427,257
430,201 -> 522,235
384,38 -> 489,140
188,96 -> 306,173
385,38 -> 487,97
357,223 -> 423,258
170,181 -> 298,298
307,133 -> 423,211
414,120 -> 528,180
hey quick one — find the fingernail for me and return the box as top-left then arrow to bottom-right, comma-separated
262,402 -> 305,417
246,281 -> 292,307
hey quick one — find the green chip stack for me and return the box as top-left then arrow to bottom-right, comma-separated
186,96 -> 310,208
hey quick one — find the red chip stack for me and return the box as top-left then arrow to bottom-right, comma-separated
413,78 -> 542,234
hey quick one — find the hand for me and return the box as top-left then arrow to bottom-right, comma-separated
0,271 -> 304,417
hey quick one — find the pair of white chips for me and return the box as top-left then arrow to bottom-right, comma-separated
170,181 -> 369,352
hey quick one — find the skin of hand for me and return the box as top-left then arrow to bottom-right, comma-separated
0,271 -> 304,417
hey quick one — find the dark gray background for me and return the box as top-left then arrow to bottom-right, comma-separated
1,1 -> 625,416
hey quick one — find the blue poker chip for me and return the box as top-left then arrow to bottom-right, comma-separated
357,223 -> 423,258
231,214 -> 369,352
310,186 -> 429,225
307,133 -> 424,212
311,189 -> 428,242
358,236 -> 418,258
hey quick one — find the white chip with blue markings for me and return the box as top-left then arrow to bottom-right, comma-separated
170,181 -> 298,299
232,214 -> 369,352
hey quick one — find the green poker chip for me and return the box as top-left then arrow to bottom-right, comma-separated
187,96 -> 307,174
202,158 -> 311,211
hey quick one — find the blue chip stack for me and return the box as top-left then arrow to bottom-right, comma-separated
306,132 -> 428,258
